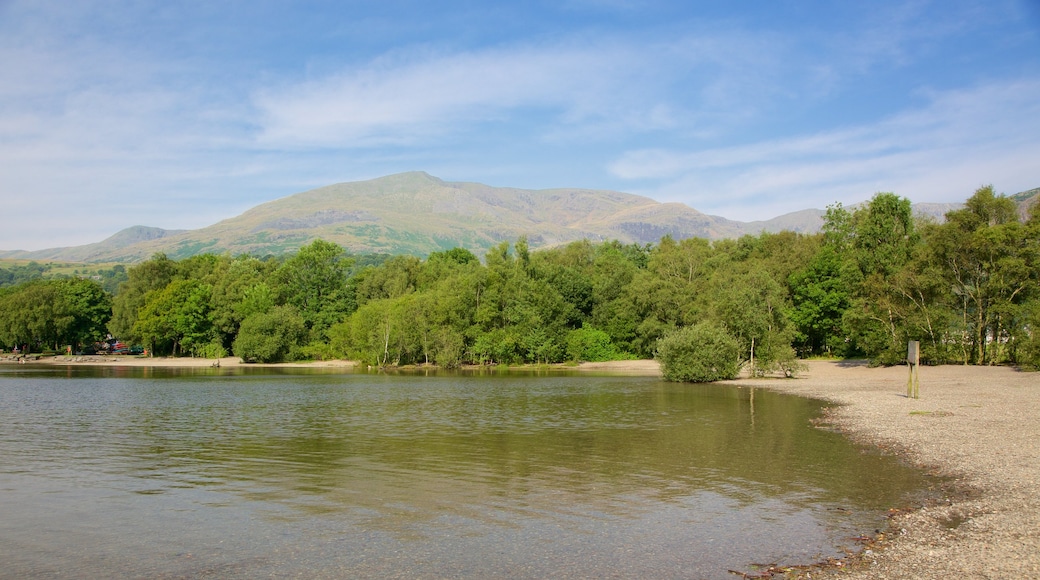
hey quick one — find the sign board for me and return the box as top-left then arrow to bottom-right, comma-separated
907,340 -> 920,365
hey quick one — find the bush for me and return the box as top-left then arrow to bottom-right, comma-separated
656,322 -> 741,383
233,306 -> 307,363
566,326 -> 619,362
750,333 -> 806,378
194,340 -> 227,359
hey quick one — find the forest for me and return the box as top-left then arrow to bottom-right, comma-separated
1,186 -> 1038,376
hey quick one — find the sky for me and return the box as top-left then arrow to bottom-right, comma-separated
1,0 -> 1039,251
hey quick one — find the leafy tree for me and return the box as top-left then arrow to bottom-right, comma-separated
233,306 -> 307,363
789,246 -> 853,356
419,247 -> 479,289
1017,300 -> 1040,370
0,278 -> 110,351
852,192 -> 918,277
712,266 -> 800,376
625,236 -> 714,357
134,279 -> 213,356
0,281 -> 60,351
355,255 -> 421,305
56,278 -> 112,350
841,193 -> 920,363
207,256 -> 273,347
273,239 -> 353,339
656,322 -> 741,382
588,242 -> 644,354
109,253 -> 176,342
927,186 -> 1037,364
566,325 -> 621,362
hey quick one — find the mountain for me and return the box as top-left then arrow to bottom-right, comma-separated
0,172 -> 1033,263
0,225 -> 186,262
1011,187 -> 1039,220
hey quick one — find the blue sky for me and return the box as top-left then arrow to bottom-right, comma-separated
1,0 -> 1039,251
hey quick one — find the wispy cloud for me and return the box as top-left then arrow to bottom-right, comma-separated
250,28 -> 792,149
610,78 -> 1040,219
0,0 -> 1036,250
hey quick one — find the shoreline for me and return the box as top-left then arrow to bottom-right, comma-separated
0,355 -> 665,373
5,356 -> 1036,576
728,360 -> 1040,578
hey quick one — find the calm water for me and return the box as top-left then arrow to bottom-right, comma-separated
0,366 -> 934,579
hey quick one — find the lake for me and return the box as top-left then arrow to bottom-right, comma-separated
0,366 -> 934,579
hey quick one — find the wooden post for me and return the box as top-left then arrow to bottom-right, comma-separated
907,340 -> 920,399
749,337 -> 755,377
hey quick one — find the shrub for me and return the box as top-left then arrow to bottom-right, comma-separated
233,306 -> 307,363
566,326 -> 619,362
656,322 -> 741,383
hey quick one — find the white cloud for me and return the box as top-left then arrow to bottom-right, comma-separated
611,78 -> 1040,219
253,43 -> 636,147
250,28 -> 792,149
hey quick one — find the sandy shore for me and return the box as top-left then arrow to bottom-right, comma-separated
6,355 -> 1036,576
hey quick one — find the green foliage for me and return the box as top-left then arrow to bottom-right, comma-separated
789,247 -> 853,356
0,278 -> 111,351
56,278 -> 113,349
1017,301 -> 1040,370
0,261 -> 46,288
8,184 -> 1037,372
196,341 -> 228,359
133,279 -> 213,356
233,306 -> 307,363
566,326 -> 620,362
109,253 -> 176,342
711,266 -> 800,376
273,239 -> 354,340
656,323 -> 741,383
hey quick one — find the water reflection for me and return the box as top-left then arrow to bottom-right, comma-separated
0,367 -> 934,578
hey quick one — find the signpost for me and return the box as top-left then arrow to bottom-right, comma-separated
907,340 -> 920,399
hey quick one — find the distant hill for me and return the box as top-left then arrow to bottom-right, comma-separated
0,172 -> 1033,263
0,226 -> 186,262
1011,187 -> 1039,220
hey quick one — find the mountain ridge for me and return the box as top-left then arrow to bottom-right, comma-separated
0,172 -> 1031,263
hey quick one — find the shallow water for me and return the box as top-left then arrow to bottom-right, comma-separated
0,366 -> 934,578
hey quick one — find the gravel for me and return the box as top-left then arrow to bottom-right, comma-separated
729,360 -> 1040,578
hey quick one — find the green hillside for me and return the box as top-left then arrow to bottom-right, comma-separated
1,172 -> 1034,263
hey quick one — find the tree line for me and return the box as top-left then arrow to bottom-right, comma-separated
1,186 -> 1038,375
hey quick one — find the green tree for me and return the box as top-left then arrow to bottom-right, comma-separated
841,193 -> 921,363
656,322 -> 741,382
109,253 -> 176,342
207,256 -> 274,348
134,279 -> 213,356
233,306 -> 308,363
625,236 -> 714,357
0,281 -> 61,351
788,246 -> 853,356
0,278 -> 110,352
55,278 -> 112,350
712,267 -> 800,376
927,186 -> 1038,364
566,325 -> 621,362
273,239 -> 353,339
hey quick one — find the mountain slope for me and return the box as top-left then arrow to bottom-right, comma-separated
1,172 -> 1033,263
0,226 -> 186,262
